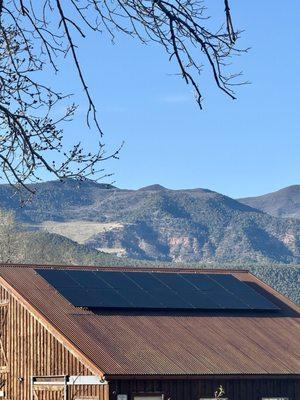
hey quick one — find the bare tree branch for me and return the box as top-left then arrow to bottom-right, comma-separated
0,0 -> 245,193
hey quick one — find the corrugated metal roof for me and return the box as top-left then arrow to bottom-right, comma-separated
0,264 -> 299,377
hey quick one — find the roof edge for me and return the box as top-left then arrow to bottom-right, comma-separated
107,373 -> 300,380
0,275 -> 106,379
0,263 -> 250,274
247,270 -> 300,311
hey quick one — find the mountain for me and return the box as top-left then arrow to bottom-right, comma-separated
10,230 -> 120,266
239,185 -> 300,219
2,179 -> 300,264
1,228 -> 300,304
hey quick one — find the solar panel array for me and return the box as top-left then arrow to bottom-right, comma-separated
36,269 -> 279,311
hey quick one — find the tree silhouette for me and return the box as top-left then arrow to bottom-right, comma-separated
0,0 -> 245,191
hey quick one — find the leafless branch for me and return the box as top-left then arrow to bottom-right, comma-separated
0,0 -> 244,192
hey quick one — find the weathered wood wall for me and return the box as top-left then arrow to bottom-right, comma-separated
1,280 -> 299,400
0,284 -> 107,400
110,377 -> 300,400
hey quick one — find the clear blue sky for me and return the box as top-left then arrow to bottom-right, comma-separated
52,0 -> 300,198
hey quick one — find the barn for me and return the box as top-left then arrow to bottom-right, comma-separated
0,264 -> 299,400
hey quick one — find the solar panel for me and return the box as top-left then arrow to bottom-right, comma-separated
95,271 -> 136,289
208,274 -> 279,310
181,274 -> 248,309
87,289 -> 132,308
124,271 -> 162,290
36,269 -> 280,311
37,269 -> 80,288
67,270 -> 111,289
53,287 -> 87,306
153,273 -> 220,309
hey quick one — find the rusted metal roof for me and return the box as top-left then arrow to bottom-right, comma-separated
0,264 -> 299,377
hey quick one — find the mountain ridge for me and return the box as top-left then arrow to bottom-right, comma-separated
239,185 -> 300,219
1,180 -> 300,264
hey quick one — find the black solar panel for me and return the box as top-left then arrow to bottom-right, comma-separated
87,289 -> 132,308
68,270 -> 111,289
36,269 -> 279,311
208,274 -> 279,310
182,274 -> 246,309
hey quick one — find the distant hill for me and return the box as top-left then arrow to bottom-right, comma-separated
2,179 -> 300,264
239,185 -> 300,219
1,229 -> 299,305
0,197 -> 299,304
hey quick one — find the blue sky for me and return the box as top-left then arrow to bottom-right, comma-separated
52,1 -> 300,198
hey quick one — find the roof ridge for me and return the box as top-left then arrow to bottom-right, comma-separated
0,263 -> 250,274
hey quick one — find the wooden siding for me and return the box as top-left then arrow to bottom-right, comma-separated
0,284 -> 107,400
110,377 -> 300,400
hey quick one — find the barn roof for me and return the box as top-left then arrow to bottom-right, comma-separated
0,264 -> 299,378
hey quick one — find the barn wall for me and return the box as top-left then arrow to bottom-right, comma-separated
0,284 -> 107,400
1,279 -> 299,400
110,377 -> 300,400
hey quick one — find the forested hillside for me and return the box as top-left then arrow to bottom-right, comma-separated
0,218 -> 299,304
239,185 -> 300,219
1,180 -> 300,264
